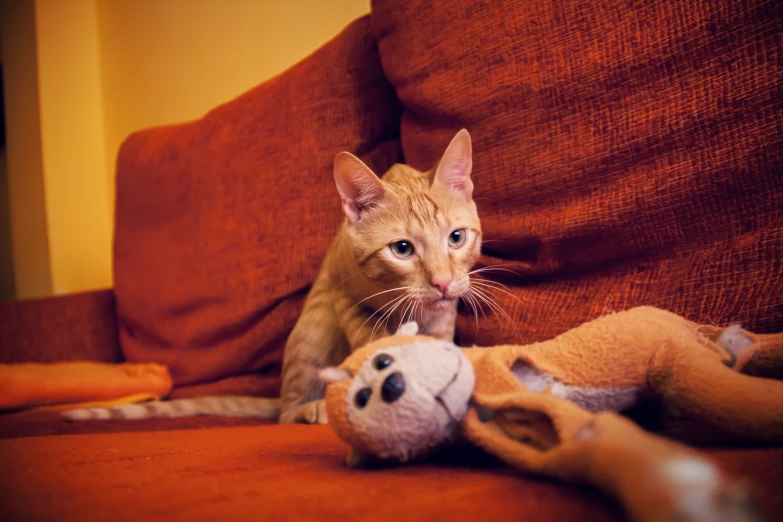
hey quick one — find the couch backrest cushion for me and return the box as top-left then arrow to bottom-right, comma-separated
371,0 -> 783,344
114,16 -> 402,398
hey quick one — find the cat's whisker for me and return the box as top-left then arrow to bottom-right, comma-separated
336,269 -> 368,288
468,265 -> 521,278
470,277 -> 524,300
468,286 -> 521,340
343,286 -> 410,322
384,295 -> 413,338
399,297 -> 416,330
466,291 -> 486,320
470,277 -> 513,291
352,293 -> 408,347
371,293 -> 411,342
371,293 -> 407,341
466,288 -> 504,335
470,278 -> 526,306
460,292 -> 481,335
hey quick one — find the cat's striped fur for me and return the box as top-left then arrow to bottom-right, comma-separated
62,396 -> 280,421
61,130 -> 481,425
278,129 -> 481,424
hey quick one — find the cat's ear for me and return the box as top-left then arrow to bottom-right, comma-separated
432,129 -> 473,200
334,152 -> 385,224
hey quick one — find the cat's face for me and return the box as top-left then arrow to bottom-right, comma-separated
334,130 -> 481,312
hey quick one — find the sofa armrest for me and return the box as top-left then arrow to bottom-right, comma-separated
0,290 -> 122,364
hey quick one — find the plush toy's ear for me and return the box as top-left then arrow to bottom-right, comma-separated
396,321 -> 419,336
318,367 -> 352,384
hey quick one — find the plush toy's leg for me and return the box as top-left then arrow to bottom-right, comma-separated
551,413 -> 761,522
650,337 -> 783,443
465,395 -> 761,522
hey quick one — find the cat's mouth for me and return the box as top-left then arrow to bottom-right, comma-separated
424,296 -> 457,310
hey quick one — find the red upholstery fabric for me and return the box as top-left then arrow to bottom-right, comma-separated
0,290 -> 121,364
371,0 -> 783,346
1,424 -> 781,522
114,16 -> 403,397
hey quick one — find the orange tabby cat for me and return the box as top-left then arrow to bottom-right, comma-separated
279,129 -> 481,423
62,130 -> 482,425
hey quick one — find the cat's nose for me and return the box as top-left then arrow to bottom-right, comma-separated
431,275 -> 453,294
381,372 -> 405,403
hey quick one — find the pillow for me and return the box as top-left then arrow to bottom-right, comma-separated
371,0 -> 783,344
115,16 -> 403,398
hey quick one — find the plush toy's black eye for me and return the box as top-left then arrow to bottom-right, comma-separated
373,353 -> 394,371
354,388 -> 372,408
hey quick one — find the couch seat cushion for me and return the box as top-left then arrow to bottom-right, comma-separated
1,424 -> 782,521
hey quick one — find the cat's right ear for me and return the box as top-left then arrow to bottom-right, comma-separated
334,152 -> 385,224
432,129 -> 473,201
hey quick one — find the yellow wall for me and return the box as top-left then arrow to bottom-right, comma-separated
0,0 -> 53,299
97,0 -> 371,212
36,0 -> 112,296
1,0 -> 369,299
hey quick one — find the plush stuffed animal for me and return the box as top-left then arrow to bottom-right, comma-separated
320,307 -> 783,522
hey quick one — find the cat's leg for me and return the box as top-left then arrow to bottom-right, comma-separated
279,281 -> 347,425
279,398 -> 328,425
335,294 -> 393,351
279,341 -> 331,425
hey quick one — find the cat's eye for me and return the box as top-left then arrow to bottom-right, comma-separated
355,388 -> 372,409
448,228 -> 467,248
389,240 -> 414,259
373,353 -> 394,371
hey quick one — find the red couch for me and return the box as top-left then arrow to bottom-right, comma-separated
2,0 -> 781,520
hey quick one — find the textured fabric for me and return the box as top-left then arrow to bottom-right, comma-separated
371,0 -> 783,346
114,16 -> 403,398
326,308 -> 783,522
0,290 -> 121,364
1,424 -> 782,522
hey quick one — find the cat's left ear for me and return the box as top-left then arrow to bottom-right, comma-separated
432,129 -> 473,200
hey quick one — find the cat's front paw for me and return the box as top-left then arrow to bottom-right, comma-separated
278,400 -> 328,425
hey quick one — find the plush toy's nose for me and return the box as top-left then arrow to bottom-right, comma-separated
381,372 -> 405,403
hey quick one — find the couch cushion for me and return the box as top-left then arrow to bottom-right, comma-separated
371,0 -> 783,345
2,424 -> 781,522
114,16 -> 402,397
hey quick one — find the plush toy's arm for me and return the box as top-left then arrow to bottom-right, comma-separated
648,328 -> 783,443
